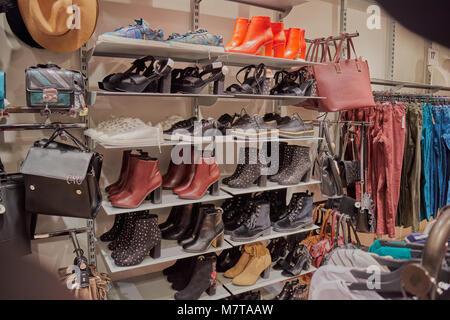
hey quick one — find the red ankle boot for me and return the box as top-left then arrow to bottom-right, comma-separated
228,16 -> 273,56
271,22 -> 286,58
299,29 -> 307,60
284,28 -> 300,59
162,160 -> 189,190
225,17 -> 249,51
106,150 -> 131,194
108,155 -> 140,200
177,157 -> 220,199
110,157 -> 163,208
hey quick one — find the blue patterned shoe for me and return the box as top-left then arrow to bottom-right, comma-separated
104,18 -> 164,41
166,29 -> 223,47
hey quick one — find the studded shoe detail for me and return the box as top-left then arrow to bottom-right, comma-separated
100,214 -> 125,242
227,147 -> 268,188
277,145 -> 311,185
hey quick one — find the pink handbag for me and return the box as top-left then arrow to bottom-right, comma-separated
299,34 -> 376,112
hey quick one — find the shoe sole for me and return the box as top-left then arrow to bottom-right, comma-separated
273,221 -> 314,233
230,227 -> 271,242
172,133 -> 214,143
231,130 -> 279,140
182,231 -> 224,253
110,185 -> 162,208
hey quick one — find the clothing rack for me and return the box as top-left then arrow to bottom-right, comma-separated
373,91 -> 449,103
0,122 -> 87,131
371,78 -> 450,93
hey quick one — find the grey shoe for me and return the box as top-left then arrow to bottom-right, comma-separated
231,115 -> 278,140
278,145 -> 311,185
273,192 -> 314,232
227,147 -> 268,188
277,116 -> 314,139
230,200 -> 271,242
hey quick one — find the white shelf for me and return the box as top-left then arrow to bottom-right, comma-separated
215,52 -> 323,69
223,265 -> 316,296
94,136 -> 322,149
220,179 -> 321,195
102,189 -> 232,215
98,239 -> 232,274
93,35 -> 225,61
109,271 -> 231,300
224,224 -> 318,247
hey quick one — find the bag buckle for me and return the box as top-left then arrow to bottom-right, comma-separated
334,63 -> 342,74
43,88 -> 58,103
356,61 -> 362,72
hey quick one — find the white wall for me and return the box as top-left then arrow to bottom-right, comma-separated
1,0 -> 449,279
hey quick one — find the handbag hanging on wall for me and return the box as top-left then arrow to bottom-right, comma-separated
298,34 -> 376,112
20,128 -> 102,219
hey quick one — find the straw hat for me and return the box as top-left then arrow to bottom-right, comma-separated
17,0 -> 99,53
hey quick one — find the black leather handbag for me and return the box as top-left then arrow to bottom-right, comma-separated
0,173 -> 33,255
20,128 -> 102,219
315,121 -> 343,198
338,128 -> 361,187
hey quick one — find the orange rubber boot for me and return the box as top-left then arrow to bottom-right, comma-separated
228,16 -> 273,56
225,18 -> 249,51
283,28 -> 300,59
299,29 -> 307,60
271,22 -> 286,58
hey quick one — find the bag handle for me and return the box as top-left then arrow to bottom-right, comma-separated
43,127 -> 89,152
318,209 -> 333,240
345,216 -> 361,246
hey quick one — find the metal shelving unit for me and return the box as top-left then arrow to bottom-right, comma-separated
220,179 -> 321,196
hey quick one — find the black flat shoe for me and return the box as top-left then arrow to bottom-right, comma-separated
226,63 -> 267,94
171,63 -> 224,94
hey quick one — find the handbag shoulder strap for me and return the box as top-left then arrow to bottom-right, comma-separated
43,127 -> 89,152
318,209 -> 333,239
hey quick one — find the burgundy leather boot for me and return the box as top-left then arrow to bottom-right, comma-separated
108,156 -> 140,201
106,150 -> 131,194
172,163 -> 196,194
162,160 -> 189,190
110,157 -> 163,208
178,157 -> 220,199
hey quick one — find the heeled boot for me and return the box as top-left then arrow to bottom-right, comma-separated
227,147 -> 268,188
172,147 -> 196,194
162,204 -> 194,240
224,197 -> 255,235
108,155 -> 140,200
261,189 -> 287,222
222,147 -> 248,185
216,246 -> 242,273
281,244 -> 311,276
178,157 -> 220,199
224,242 -> 260,278
108,212 -> 139,251
232,243 -> 271,286
106,150 -> 131,194
225,17 -> 249,51
159,206 -> 180,233
163,256 -> 195,276
174,255 -> 218,300
299,29 -> 307,60
178,204 -> 214,245
183,208 -> 224,253
228,16 -> 273,56
166,256 -> 197,283
162,159 -> 189,190
100,213 -> 125,242
278,146 -> 311,185
283,28 -> 300,59
271,22 -> 286,58
230,200 -> 271,242
110,157 -> 163,208
222,194 -> 251,226
267,237 -> 288,262
269,143 -> 292,183
114,214 -> 162,267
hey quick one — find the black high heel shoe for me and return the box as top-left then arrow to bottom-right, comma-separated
98,56 -> 150,91
115,57 -> 174,93
226,63 -> 267,94
270,68 -> 315,96
171,63 -> 225,94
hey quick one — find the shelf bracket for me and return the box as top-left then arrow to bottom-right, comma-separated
191,0 -> 202,31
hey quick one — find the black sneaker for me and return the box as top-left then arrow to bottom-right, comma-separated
163,117 -> 197,140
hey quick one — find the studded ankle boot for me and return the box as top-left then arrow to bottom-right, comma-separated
230,200 -> 271,242
222,147 -> 248,185
227,147 -> 268,188
110,211 -> 148,259
114,214 -> 161,267
108,212 -> 139,251
174,254 -> 217,300
278,145 -> 311,185
100,214 -> 125,242
269,144 -> 293,182
273,191 -> 314,232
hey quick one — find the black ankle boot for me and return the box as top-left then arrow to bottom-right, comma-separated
178,204 -> 214,246
222,147 -> 248,185
216,246 -> 242,273
183,208 -> 224,253
224,197 -> 255,235
114,214 -> 161,267
261,189 -> 287,222
227,147 -> 268,188
267,237 -> 288,262
162,204 -> 194,240
230,200 -> 271,242
100,214 -> 125,242
159,206 -> 179,232
174,255 -> 217,300
163,256 -> 193,276
281,244 -> 311,276
166,256 -> 197,283
108,212 -> 139,251
222,194 -> 251,227
274,192 -> 314,232
278,146 -> 312,185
